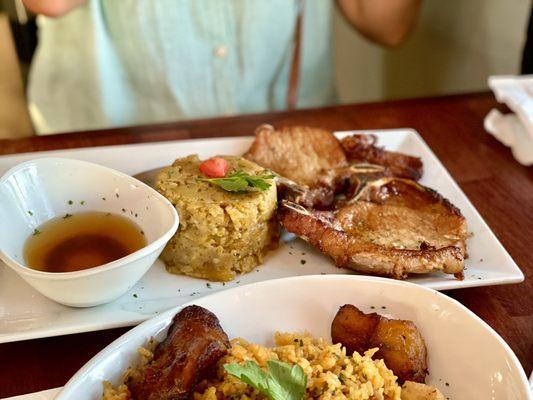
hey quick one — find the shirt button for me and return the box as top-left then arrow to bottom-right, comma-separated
213,45 -> 228,58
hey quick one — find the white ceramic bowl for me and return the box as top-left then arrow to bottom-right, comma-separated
57,275 -> 531,400
0,158 -> 179,307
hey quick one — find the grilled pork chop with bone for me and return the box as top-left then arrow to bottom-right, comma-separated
244,124 -> 348,188
244,124 -> 424,187
244,124 -> 424,208
340,133 -> 423,181
279,178 -> 467,279
245,124 -> 467,279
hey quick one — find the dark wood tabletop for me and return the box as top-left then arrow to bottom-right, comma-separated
0,92 -> 531,398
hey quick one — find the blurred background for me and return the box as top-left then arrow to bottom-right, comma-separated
0,0 -> 530,139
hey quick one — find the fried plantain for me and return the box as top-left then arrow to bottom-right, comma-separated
331,304 -> 428,383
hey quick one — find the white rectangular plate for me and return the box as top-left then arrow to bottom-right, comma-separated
4,388 -> 60,400
0,129 -> 523,344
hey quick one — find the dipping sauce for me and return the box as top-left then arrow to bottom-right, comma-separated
24,211 -> 147,273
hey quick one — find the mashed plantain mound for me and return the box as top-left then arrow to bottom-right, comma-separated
155,155 -> 279,282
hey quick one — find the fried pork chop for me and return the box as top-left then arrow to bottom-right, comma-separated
331,304 -> 428,383
244,125 -> 427,209
341,134 -> 423,181
276,163 -> 387,210
245,124 -> 467,278
278,178 -> 467,279
244,124 -> 348,188
245,125 -> 423,188
129,305 -> 230,400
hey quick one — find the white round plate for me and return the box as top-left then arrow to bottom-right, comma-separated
57,275 -> 531,400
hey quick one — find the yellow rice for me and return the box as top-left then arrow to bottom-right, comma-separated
102,332 -> 401,400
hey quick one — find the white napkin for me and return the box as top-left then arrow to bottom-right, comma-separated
485,75 -> 533,166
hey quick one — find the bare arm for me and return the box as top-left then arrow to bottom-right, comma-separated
22,0 -> 87,18
336,0 -> 423,47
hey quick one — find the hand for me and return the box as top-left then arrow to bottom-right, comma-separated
336,0 -> 423,47
22,0 -> 88,18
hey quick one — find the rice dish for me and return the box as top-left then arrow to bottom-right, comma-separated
102,332 -> 402,400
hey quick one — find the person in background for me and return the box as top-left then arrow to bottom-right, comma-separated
23,0 -> 422,135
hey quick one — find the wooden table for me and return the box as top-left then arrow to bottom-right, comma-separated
0,92 -> 531,398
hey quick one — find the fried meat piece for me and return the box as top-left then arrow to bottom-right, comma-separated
276,176 -> 336,210
244,124 -> 347,188
341,134 -> 423,181
345,178 -> 467,255
244,125 -> 427,209
276,164 -> 388,210
129,305 -> 230,400
331,304 -> 428,383
278,178 -> 467,279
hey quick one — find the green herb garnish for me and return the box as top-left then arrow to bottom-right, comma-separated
63,213 -> 73,219
199,170 -> 275,192
27,211 -> 33,216
32,229 -> 41,236
224,360 -> 307,400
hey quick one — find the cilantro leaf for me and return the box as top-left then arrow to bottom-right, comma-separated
244,175 -> 273,191
224,360 -> 307,400
224,361 -> 270,393
266,360 -> 307,400
199,170 -> 275,192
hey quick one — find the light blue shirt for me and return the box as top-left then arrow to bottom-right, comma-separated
28,0 -> 335,134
